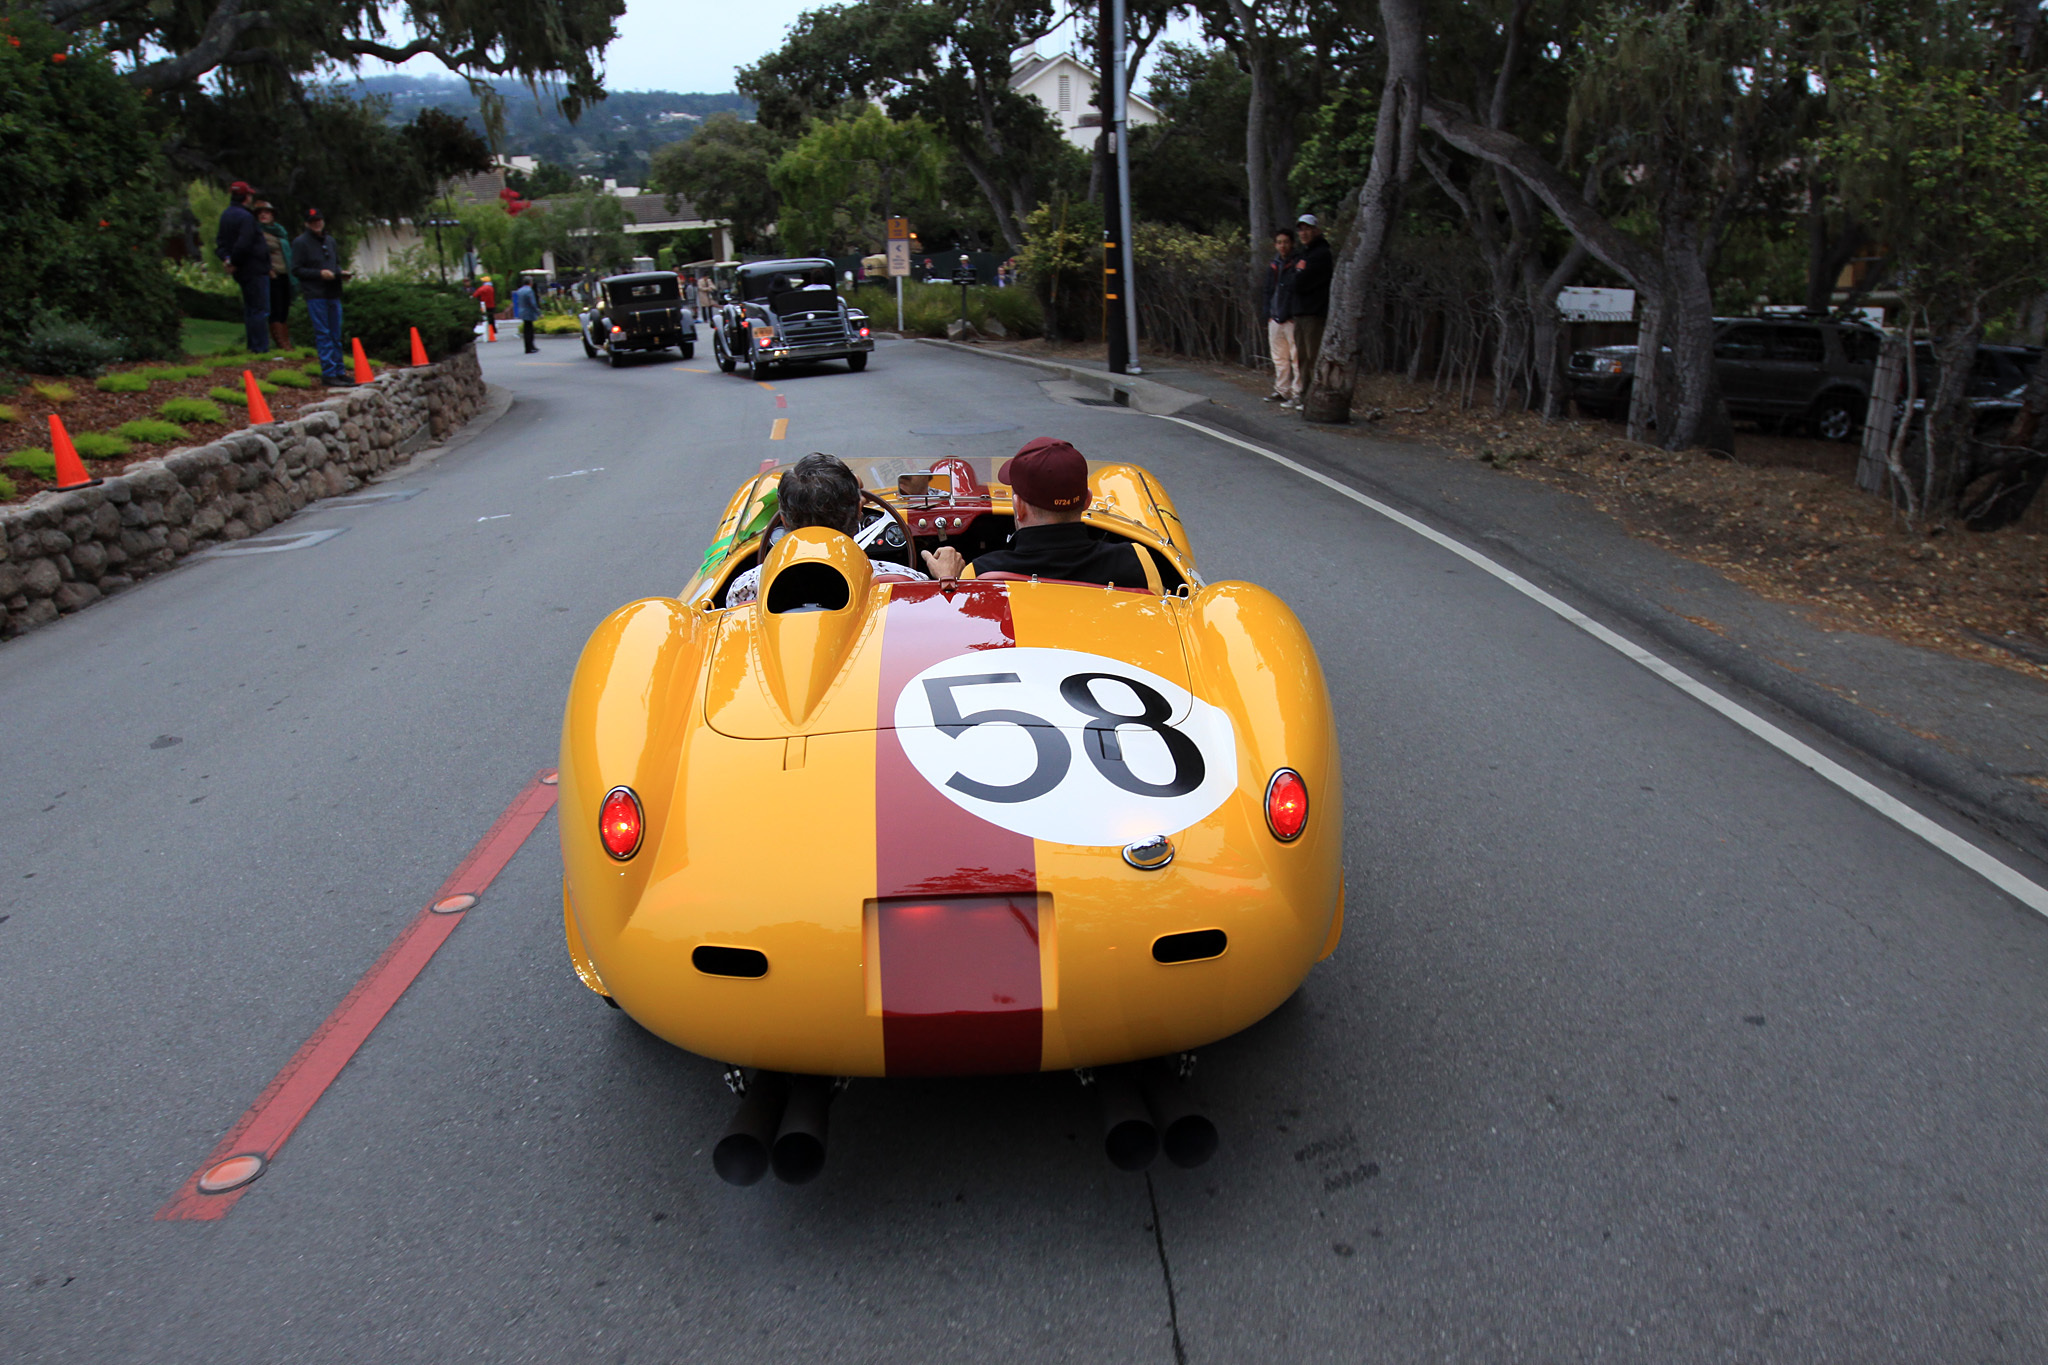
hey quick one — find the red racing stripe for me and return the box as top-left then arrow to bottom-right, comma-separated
154,772 -> 559,1221
873,582 -> 1041,1075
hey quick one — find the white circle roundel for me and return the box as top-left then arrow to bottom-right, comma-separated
892,647 -> 1239,847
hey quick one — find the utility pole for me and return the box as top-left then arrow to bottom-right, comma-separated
1111,0 -> 1141,374
1100,0 -> 1129,374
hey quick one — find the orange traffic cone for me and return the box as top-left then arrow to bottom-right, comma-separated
350,337 -> 374,384
486,316 -> 498,343
49,414 -> 101,491
409,327 -> 429,366
242,369 -> 274,424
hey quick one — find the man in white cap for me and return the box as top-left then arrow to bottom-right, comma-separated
1292,213 -> 1334,404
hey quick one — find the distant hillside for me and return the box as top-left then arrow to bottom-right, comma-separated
347,76 -> 753,182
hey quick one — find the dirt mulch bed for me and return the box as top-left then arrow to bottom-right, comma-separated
976,337 -> 2048,686
2,353 -> 356,504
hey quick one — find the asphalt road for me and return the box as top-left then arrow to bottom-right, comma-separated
6,336 -> 2048,1363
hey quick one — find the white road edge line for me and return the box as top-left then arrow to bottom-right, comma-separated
1156,413 -> 2048,918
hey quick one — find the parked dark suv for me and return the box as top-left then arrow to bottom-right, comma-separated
1570,316 -> 1884,440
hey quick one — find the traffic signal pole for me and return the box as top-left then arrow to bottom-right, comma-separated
1101,0 -> 1129,375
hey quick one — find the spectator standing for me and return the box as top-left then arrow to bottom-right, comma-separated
252,200 -> 294,351
471,276 -> 497,325
215,180 -> 272,353
1291,213 -> 1334,401
512,277 -> 541,353
1264,228 -> 1300,408
292,208 -> 350,387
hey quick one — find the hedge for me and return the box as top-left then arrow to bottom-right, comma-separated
287,281 -> 477,363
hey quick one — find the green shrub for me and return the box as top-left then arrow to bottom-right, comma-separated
96,371 -> 152,393
265,368 -> 314,388
32,381 -> 75,403
537,312 -> 582,334
288,280 -> 476,363
18,313 -> 127,376
129,365 -> 188,384
168,364 -> 217,380
0,16 -> 180,365
71,431 -> 132,459
5,449 -> 57,480
208,385 -> 248,407
301,360 -> 325,376
889,281 -> 1045,340
160,397 -> 226,424
171,261 -> 244,323
114,419 -> 190,443
0,404 -> 15,423
0,473 -> 15,500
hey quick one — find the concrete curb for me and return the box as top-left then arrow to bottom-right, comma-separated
914,337 -> 1209,415
923,338 -> 2048,867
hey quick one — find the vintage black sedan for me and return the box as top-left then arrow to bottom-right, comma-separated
580,272 -> 697,366
709,259 -> 873,379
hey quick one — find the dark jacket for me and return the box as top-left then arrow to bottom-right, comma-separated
1265,252 -> 1297,323
1292,236 -> 1334,318
215,203 -> 268,279
291,230 -> 344,301
971,522 -> 1182,592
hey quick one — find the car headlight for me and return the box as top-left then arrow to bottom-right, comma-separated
1605,359 -> 1626,375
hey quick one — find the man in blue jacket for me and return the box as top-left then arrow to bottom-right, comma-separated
214,181 -> 273,353
511,277 -> 541,353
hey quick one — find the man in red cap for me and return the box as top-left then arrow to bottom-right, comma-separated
921,437 -> 1175,590
213,180 -> 273,353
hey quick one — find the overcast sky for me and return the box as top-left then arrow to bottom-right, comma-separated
363,1 -> 1203,97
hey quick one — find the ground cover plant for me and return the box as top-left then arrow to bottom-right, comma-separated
114,420 -> 190,443
32,382 -> 74,404
159,397 -> 226,424
96,372 -> 152,393
70,432 -> 132,459
266,369 -> 315,389
5,450 -> 56,480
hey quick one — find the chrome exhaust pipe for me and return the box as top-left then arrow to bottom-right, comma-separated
1095,1066 -> 1159,1171
1140,1062 -> 1218,1169
771,1075 -> 834,1184
713,1071 -> 788,1186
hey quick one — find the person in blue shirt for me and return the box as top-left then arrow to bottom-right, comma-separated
512,278 -> 542,353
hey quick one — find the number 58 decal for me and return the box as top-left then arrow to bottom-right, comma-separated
893,648 -> 1238,846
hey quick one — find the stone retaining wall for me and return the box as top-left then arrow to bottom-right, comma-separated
0,348 -> 485,640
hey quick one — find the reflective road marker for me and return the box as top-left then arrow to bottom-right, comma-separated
1158,414 -> 2048,919
155,772 -> 560,1220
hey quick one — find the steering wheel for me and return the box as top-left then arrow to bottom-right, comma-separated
860,489 -> 917,567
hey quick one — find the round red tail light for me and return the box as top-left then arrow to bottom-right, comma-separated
599,786 -> 643,860
1265,769 -> 1308,841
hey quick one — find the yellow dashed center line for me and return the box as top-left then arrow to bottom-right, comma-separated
770,418 -> 788,440
756,381 -> 777,391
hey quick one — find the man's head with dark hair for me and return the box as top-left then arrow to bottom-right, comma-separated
776,453 -> 862,535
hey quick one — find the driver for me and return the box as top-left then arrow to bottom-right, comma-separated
920,438 -> 1171,590
725,452 -> 927,606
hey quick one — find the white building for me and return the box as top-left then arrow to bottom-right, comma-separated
1011,45 -> 1162,150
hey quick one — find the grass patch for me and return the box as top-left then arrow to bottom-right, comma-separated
5,449 -> 57,480
0,404 -> 15,423
71,432 -> 133,460
179,317 -> 242,356
96,372 -> 153,393
31,381 -> 76,404
302,360 -> 325,376
160,397 -> 226,424
114,419 -> 191,444
266,368 -> 315,389
208,385 -> 248,407
0,473 -> 14,499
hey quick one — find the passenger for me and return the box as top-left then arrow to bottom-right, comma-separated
921,438 -> 1174,591
725,452 -> 928,606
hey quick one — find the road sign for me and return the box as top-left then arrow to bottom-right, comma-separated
887,216 -> 910,241
886,239 -> 911,278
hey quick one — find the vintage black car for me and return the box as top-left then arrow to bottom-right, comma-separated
709,258 -> 873,378
579,272 -> 697,366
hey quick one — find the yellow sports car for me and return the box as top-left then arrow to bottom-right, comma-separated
558,452 -> 1342,1183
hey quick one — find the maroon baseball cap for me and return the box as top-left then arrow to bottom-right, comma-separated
998,437 -> 1090,510
228,180 -> 254,195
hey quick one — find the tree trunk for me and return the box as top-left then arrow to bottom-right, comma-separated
1922,321 -> 1982,519
1664,224 -> 1734,455
1857,334 -> 1905,493
1303,0 -> 1426,423
1524,241 -> 1585,419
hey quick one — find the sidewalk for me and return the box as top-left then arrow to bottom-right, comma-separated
925,338 -> 2048,863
